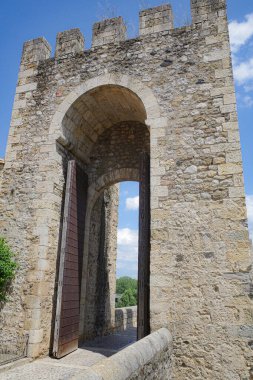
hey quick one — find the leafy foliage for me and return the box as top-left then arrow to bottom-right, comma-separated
116,276 -> 137,294
116,288 -> 137,308
0,238 -> 17,302
116,277 -> 137,308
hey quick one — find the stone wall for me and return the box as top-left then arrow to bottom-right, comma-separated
80,193 -> 103,340
0,159 -> 4,181
87,122 -> 149,185
102,186 -> 119,337
139,4 -> 174,35
80,185 -> 119,341
92,17 -> 126,47
114,306 -> 137,333
0,0 -> 252,378
71,328 -> 173,380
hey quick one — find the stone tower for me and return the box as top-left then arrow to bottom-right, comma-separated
0,0 -> 252,378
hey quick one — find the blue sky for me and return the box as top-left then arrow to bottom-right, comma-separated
0,1 -> 252,278
117,182 -> 139,278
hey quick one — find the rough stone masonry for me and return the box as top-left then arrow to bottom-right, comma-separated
0,0 -> 253,379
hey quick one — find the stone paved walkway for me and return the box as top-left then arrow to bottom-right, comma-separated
0,328 -> 136,380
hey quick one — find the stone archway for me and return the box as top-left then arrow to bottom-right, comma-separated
51,75 -> 159,358
48,73 -> 161,144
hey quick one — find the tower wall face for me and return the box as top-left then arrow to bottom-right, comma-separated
80,185 -> 119,341
0,1 -> 252,378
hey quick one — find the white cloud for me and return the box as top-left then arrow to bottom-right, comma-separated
246,195 -> 253,241
233,57 -> 253,84
229,13 -> 253,53
117,228 -> 138,278
242,95 -> 253,108
116,261 -> 138,273
229,14 -> 253,93
126,196 -> 139,210
244,83 -> 253,92
117,228 -> 138,247
117,245 -> 138,263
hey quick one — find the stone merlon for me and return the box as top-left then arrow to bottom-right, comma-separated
20,1 -> 228,61
92,16 -> 126,47
139,4 -> 174,35
191,0 -> 227,23
21,37 -> 51,65
56,28 -> 85,58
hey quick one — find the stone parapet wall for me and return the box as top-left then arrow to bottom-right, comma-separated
71,328 -> 172,380
114,306 -> 137,333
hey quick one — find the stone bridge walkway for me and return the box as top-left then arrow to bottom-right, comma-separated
0,328 -> 136,380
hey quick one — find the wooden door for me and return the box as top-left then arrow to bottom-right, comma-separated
137,152 -> 150,340
53,160 -> 87,358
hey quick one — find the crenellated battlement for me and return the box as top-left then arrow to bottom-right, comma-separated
191,0 -> 226,23
20,1 -> 228,63
55,28 -> 84,58
21,37 -> 51,65
139,4 -> 173,35
92,16 -> 126,47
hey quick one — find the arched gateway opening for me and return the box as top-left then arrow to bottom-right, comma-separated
52,83 -> 151,358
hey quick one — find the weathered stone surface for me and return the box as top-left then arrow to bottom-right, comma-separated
55,29 -> 84,58
0,0 -> 252,379
114,307 -> 137,333
0,159 -> 4,173
80,185 -> 119,341
139,4 -> 174,35
92,17 -> 126,47
71,328 -> 173,380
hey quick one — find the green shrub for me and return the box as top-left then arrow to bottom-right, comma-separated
0,238 -> 17,302
116,277 -> 138,308
116,288 -> 137,308
116,276 -> 137,295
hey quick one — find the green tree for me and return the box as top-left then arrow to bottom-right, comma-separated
116,277 -> 138,307
0,238 -> 17,302
116,288 -> 137,308
116,276 -> 137,295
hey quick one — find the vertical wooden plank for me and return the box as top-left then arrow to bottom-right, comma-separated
53,160 -> 87,358
137,152 -> 150,340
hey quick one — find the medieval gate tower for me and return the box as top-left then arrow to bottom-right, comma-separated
0,0 -> 253,378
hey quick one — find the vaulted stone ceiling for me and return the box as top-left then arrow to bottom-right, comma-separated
62,85 -> 147,163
